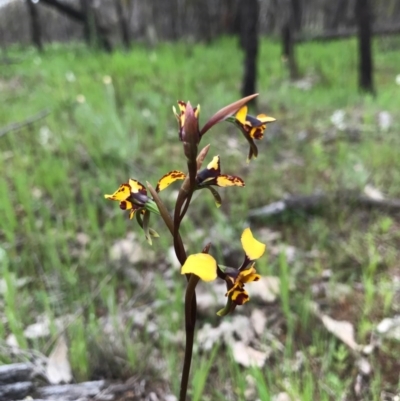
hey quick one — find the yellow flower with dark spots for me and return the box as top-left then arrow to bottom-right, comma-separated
156,170 -> 187,192
105,179 -> 160,244
196,155 -> 245,188
234,105 -> 276,162
155,155 -> 244,207
105,179 -> 150,219
225,264 -> 261,306
180,228 -> 266,315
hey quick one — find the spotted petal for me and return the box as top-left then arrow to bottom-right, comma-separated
104,184 -> 131,201
128,179 -> 147,194
215,174 -> 245,187
120,199 -> 134,211
228,286 -> 250,305
181,253 -> 217,282
237,265 -> 261,283
241,228 -> 266,261
156,170 -> 186,192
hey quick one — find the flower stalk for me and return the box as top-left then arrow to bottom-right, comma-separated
105,94 -> 275,400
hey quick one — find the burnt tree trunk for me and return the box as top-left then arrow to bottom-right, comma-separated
281,0 -> 299,80
40,0 -> 112,52
80,0 -> 93,46
324,0 -> 346,30
240,0 -> 259,106
115,0 -> 131,49
355,0 -> 374,94
26,0 -> 43,52
291,0 -> 302,31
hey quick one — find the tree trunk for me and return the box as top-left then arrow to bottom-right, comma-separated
39,0 -> 112,52
26,0 -> 43,52
325,0 -> 347,30
281,0 -> 299,80
80,0 -> 92,45
291,0 -> 302,31
115,0 -> 131,49
281,21 -> 298,80
240,0 -> 259,106
355,0 -> 374,94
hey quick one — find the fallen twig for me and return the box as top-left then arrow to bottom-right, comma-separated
248,191 -> 400,219
0,381 -> 33,400
295,23 -> 400,43
0,109 -> 51,138
0,363 -> 34,384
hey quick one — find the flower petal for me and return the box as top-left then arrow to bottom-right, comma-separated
143,209 -> 152,245
104,184 -> 131,201
228,286 -> 250,305
206,155 -> 221,173
217,297 -> 236,316
156,170 -> 186,192
257,114 -> 276,123
235,106 -> 249,125
120,200 -> 134,210
241,228 -> 266,261
215,174 -> 245,187
196,155 -> 221,185
247,142 -> 258,162
181,253 -> 217,282
206,186 -> 222,208
238,265 -> 261,284
128,179 -> 147,194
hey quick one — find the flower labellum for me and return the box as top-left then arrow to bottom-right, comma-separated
105,179 -> 160,243
234,105 -> 276,162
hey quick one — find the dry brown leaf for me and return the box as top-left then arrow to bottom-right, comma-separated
251,309 -> 267,337
364,184 -> 384,200
45,335 -> 72,384
231,341 -> 268,368
377,316 -> 400,340
109,232 -> 151,264
273,392 -> 297,401
321,314 -> 360,351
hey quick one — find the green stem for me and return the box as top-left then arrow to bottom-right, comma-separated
179,273 -> 199,401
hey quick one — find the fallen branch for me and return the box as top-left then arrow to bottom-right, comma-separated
296,23 -> 400,43
0,109 -> 51,138
35,380 -> 107,400
248,191 -> 400,219
0,381 -> 33,400
0,360 -> 145,400
0,363 -> 34,384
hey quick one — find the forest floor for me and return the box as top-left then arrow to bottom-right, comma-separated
1,36 -> 400,400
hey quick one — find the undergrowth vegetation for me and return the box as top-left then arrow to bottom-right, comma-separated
1,36 -> 400,400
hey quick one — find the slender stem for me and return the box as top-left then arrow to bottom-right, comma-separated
146,182 -> 187,263
179,274 -> 199,401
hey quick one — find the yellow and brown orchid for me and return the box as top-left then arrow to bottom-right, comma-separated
104,179 -> 160,244
155,155 -> 244,207
233,105 -> 276,162
173,97 -> 275,163
180,228 -> 266,315
173,96 -> 258,141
